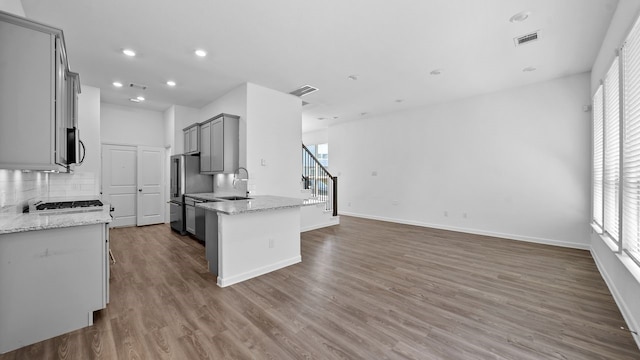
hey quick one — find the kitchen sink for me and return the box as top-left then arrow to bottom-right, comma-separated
217,196 -> 253,201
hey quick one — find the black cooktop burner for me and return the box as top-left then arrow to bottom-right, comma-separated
72,200 -> 104,208
35,200 -> 103,211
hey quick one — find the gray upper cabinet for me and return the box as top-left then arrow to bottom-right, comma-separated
0,11 -> 79,172
183,123 -> 199,154
199,114 -> 240,174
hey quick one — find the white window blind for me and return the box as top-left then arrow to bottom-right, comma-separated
604,58 -> 621,243
623,16 -> 640,265
593,86 -> 604,228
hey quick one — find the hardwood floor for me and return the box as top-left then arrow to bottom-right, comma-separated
1,216 -> 639,359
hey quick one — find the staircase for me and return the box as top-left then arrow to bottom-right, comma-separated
301,143 -> 339,231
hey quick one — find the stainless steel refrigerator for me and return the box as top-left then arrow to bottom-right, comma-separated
169,154 -> 213,234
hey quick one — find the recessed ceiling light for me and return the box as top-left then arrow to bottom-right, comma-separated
318,117 -> 326,120
395,99 -> 404,103
430,69 -> 443,75
136,96 -> 145,101
509,11 -> 531,23
195,49 -> 207,57
122,49 -> 136,57
112,81 -> 123,87
347,75 -> 358,80
129,98 -> 141,103
522,66 -> 537,72
360,112 -> 368,116
166,80 -> 176,87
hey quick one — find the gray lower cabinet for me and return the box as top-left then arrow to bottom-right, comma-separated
185,202 -> 196,235
0,223 -> 109,354
205,210 -> 219,275
199,113 -> 240,174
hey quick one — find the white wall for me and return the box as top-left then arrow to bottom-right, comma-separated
0,0 -> 24,16
196,82 -> 302,197
330,72 -> 591,249
162,106 -> 175,222
590,0 -> 640,349
199,84 -> 248,194
100,103 -> 164,147
246,83 -> 302,198
302,129 -> 328,146
200,83 -> 248,166
77,85 -> 101,176
163,106 -> 175,153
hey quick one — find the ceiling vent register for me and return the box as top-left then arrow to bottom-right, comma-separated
129,82 -> 148,90
514,30 -> 540,47
289,85 -> 318,97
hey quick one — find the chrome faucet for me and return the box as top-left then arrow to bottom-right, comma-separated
233,167 -> 249,196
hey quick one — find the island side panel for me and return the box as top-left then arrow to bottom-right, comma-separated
0,224 -> 104,354
217,207 -> 301,287
205,210 -> 219,275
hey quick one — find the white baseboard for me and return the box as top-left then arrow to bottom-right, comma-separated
301,216 -> 340,232
338,211 -> 590,250
591,248 -> 640,350
217,256 -> 301,287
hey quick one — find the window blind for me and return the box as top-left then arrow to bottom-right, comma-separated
604,58 -> 621,243
623,17 -> 640,265
593,86 -> 604,228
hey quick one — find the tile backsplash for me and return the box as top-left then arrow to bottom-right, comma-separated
0,170 -> 99,212
213,173 -> 250,196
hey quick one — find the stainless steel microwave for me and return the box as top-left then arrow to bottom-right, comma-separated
66,127 -> 85,166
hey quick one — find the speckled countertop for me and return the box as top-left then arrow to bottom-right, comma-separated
188,194 -> 324,215
0,206 -> 112,235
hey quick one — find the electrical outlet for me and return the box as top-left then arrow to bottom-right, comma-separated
348,202 -> 352,207
371,171 -> 378,176
444,211 -> 448,217
268,238 -> 274,248
463,212 -> 468,219
261,158 -> 267,166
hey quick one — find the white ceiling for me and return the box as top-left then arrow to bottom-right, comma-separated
20,0 -> 618,132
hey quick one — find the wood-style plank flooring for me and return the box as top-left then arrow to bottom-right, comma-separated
1,216 -> 639,359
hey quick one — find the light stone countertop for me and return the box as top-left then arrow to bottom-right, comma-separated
189,194 -> 324,215
0,206 -> 112,235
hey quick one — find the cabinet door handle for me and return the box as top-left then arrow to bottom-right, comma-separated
138,189 -> 142,192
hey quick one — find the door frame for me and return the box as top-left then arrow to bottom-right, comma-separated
101,142 -> 167,227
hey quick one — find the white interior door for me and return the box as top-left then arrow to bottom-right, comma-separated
136,146 -> 165,226
101,144 -> 137,227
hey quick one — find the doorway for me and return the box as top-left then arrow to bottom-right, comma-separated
101,144 -> 165,227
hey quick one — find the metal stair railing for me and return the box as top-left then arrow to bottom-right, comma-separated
302,143 -> 337,216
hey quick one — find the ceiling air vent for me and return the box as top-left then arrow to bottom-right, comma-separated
514,30 -> 541,47
129,82 -> 148,90
289,85 -> 318,97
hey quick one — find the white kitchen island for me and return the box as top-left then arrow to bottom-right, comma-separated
194,195 -> 321,287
